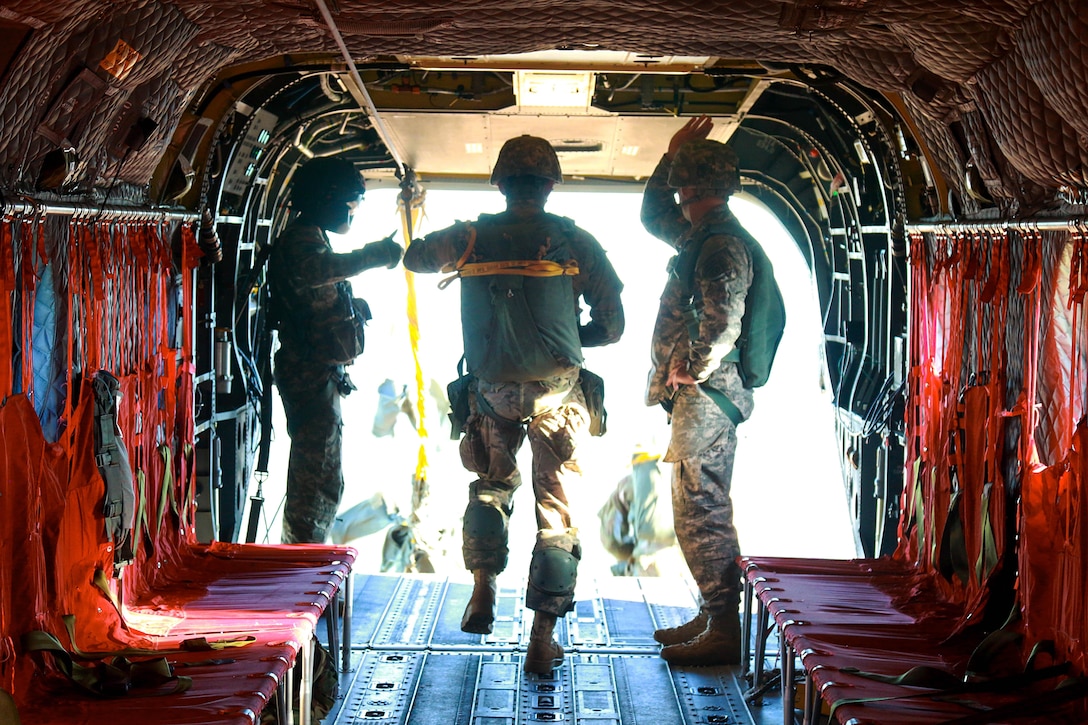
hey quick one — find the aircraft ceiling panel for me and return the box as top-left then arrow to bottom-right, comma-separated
382,113 -> 496,179
382,112 -> 637,180
610,116 -> 739,179
379,112 -> 744,182
487,113 -> 619,179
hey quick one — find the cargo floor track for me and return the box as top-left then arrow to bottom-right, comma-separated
322,573 -> 786,725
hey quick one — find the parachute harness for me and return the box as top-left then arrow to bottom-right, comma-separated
437,224 -> 579,290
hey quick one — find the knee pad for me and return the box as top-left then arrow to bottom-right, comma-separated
463,502 -> 507,549
462,502 -> 509,572
528,546 -> 580,598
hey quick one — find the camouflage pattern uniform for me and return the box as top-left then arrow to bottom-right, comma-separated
404,202 -> 624,616
641,150 -> 753,616
270,220 -> 395,543
599,452 -> 675,575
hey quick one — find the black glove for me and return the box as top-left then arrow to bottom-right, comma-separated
335,369 -> 357,397
363,233 -> 403,270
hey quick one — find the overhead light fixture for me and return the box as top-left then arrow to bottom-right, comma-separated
465,143 -> 483,154
516,71 -> 593,108
551,139 -> 603,154
621,145 -> 640,156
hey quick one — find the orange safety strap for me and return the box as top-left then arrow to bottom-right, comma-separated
978,229 -> 1002,304
17,218 -> 40,393
1066,419 -> 1088,673
932,237 -> 968,580
117,223 -> 132,370
132,361 -> 147,479
435,224 -> 476,289
439,254 -> 578,289
180,223 -> 198,356
924,243 -> 950,570
114,224 -> 126,371
922,238 -> 945,565
108,223 -> 122,370
84,223 -> 103,372
961,231 -> 980,281
439,224 -> 477,274
1069,226 -> 1085,309
961,384 -> 996,583
1080,239 -> 1088,305
161,344 -> 177,443
177,358 -> 195,443
1014,298 -> 1041,468
454,258 -> 579,279
1019,462 -> 1064,653
87,220 -> 105,304
146,225 -> 162,370
960,229 -> 1011,608
132,224 -> 145,369
898,233 -> 929,562
936,230 -> 959,273
0,219 -> 15,400
61,220 -> 80,455
126,224 -> 137,367
1017,229 -> 1042,295
1051,420 -> 1083,670
1069,228 -> 1088,436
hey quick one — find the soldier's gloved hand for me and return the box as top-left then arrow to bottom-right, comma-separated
362,236 -> 403,269
668,115 -> 713,158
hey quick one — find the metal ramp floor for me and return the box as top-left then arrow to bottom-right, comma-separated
322,573 -> 787,725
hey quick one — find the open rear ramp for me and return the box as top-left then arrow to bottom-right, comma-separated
327,573 -> 772,724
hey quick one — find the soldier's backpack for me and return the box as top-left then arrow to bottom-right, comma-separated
453,212 -> 584,383
675,217 -> 785,389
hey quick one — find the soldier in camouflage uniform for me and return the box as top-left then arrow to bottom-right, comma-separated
598,450 -> 675,576
404,135 -> 624,674
640,116 -> 753,666
268,157 -> 404,544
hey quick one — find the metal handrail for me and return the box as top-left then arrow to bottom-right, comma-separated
906,218 -> 1086,234
2,199 -> 197,222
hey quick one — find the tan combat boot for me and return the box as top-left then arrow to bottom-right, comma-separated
659,610 -> 741,666
461,569 -> 497,634
653,607 -> 709,646
524,611 -> 565,674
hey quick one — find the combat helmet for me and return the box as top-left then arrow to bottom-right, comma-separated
490,135 -> 563,185
290,156 -> 365,214
668,139 -> 740,196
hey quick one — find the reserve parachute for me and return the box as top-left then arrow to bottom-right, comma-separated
677,217 -> 785,389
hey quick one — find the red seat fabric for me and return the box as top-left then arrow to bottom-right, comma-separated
0,217 -> 354,724
14,631 -> 301,725
744,556 -> 1082,723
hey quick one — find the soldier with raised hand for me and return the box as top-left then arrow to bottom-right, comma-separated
640,116 -> 754,666
403,135 -> 624,674
268,156 -> 404,544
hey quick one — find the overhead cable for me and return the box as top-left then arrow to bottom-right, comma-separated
313,0 -> 406,176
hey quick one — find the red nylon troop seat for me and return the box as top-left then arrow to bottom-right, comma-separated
0,218 -> 356,725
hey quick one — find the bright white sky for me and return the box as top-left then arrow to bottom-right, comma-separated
256,185 -> 857,578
